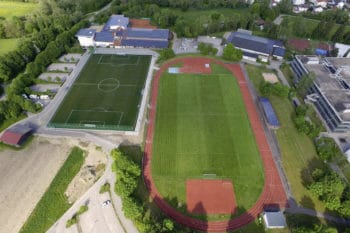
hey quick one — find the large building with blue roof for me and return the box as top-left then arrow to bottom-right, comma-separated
227,30 -> 285,61
75,15 -> 170,49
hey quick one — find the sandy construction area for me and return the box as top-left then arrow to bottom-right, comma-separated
0,137 -> 74,233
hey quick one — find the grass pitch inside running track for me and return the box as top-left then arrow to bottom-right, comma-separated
151,63 -> 264,218
49,54 -> 151,130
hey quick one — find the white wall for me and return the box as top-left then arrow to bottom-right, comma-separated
95,41 -> 113,47
78,36 -> 94,47
293,0 -> 305,5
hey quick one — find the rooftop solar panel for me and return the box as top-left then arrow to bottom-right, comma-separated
227,31 -> 284,56
95,31 -> 114,42
126,28 -> 169,40
121,39 -> 168,48
76,28 -> 96,37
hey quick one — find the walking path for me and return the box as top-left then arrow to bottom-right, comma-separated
47,140 -> 140,233
143,57 -> 287,232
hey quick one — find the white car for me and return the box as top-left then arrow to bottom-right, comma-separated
102,200 -> 111,206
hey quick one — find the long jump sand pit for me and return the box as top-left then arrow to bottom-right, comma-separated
0,137 -> 73,233
186,179 -> 236,214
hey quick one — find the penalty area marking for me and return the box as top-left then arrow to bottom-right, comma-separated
65,109 -> 124,126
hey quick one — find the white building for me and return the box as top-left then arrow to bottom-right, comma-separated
75,29 -> 96,47
314,6 -> 324,12
263,212 -> 287,229
293,0 -> 305,5
293,5 -> 309,13
316,0 -> 327,7
335,43 -> 350,58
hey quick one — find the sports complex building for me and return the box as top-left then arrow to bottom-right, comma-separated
291,55 -> 350,132
76,15 -> 170,49
227,29 -> 285,62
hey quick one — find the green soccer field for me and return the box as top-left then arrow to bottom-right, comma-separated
151,64 -> 264,218
49,54 -> 151,130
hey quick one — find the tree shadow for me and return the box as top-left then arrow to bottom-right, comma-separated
226,206 -> 265,233
300,157 -> 326,187
300,195 -> 316,212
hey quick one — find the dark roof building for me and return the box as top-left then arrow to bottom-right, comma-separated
103,14 -> 129,31
76,15 -> 170,49
259,97 -> 280,128
125,28 -> 169,40
94,31 -> 115,43
121,28 -> 170,48
227,31 -> 285,59
0,125 -> 32,146
76,28 -> 96,38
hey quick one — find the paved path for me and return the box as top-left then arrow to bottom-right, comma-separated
47,140 -> 140,233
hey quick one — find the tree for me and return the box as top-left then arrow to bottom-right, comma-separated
158,48 -> 175,62
222,43 -> 242,61
332,25 -> 345,43
296,73 -> 315,97
162,219 -> 174,232
198,42 -> 217,56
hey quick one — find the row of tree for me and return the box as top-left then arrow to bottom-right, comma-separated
0,16 -> 75,82
309,168 -> 350,217
198,42 -> 218,56
290,70 -> 350,218
111,149 -> 181,233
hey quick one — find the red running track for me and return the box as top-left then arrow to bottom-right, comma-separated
143,57 -> 287,232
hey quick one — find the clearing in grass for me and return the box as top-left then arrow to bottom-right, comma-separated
0,1 -> 38,19
0,38 -> 19,55
49,54 -> 151,130
151,63 -> 264,220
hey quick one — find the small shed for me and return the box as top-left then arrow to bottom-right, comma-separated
259,97 -> 280,128
0,125 -> 32,147
263,211 -> 287,229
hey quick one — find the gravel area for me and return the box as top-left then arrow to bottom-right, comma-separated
38,73 -> 68,82
30,84 -> 61,93
47,63 -> 75,72
172,38 -> 199,54
197,36 -> 224,56
58,54 -> 82,63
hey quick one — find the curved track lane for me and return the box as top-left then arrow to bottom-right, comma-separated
143,57 -> 287,232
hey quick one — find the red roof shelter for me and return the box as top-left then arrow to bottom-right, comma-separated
0,125 -> 32,147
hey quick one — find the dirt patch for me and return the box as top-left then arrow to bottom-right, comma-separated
179,59 -> 211,74
65,143 -> 107,203
186,179 -> 236,214
130,18 -> 157,29
0,137 -> 107,233
0,137 -> 73,233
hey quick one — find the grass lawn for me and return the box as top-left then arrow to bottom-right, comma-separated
151,63 -> 264,220
281,15 -> 350,40
49,54 -> 151,131
245,64 -> 327,212
0,1 -> 38,19
19,147 -> 85,233
0,38 -> 19,55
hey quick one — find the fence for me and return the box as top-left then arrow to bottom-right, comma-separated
47,122 -> 134,131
